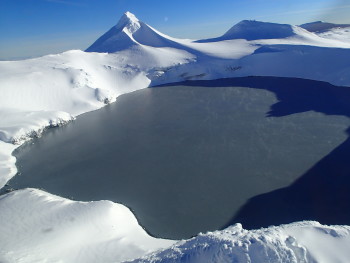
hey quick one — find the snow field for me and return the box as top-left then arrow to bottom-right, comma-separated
131,222 -> 350,263
0,188 -> 175,263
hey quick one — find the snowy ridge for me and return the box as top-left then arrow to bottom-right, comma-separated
0,141 -> 17,189
299,21 -> 350,44
0,188 -> 174,263
86,11 -> 181,53
85,12 -> 141,52
222,20 -> 298,40
317,27 -> 350,44
1,11 -> 350,263
0,109 -> 74,144
300,21 -> 350,33
2,188 -> 350,263
131,221 -> 350,263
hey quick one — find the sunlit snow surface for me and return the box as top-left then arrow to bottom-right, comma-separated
130,221 -> 350,263
2,189 -> 350,263
317,27 -> 350,44
1,11 -> 350,262
0,189 -> 174,263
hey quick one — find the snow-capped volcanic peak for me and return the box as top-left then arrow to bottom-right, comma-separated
86,11 -> 177,53
116,11 -> 141,36
222,20 -> 298,40
86,11 -> 141,53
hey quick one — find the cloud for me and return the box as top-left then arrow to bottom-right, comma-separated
164,16 -> 169,22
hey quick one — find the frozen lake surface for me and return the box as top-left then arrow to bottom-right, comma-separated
5,77 -> 350,239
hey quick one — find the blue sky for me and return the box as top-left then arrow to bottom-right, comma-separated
1,0 -> 350,60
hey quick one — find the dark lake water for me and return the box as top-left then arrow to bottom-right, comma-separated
4,77 -> 350,239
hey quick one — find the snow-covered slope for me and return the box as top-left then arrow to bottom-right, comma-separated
86,11 -> 183,53
221,20 -> 298,40
132,221 -> 350,263
300,21 -> 350,33
1,11 -> 350,263
2,189 -> 350,263
0,188 -> 174,263
0,141 -> 17,189
0,47 -> 193,143
300,21 -> 350,44
317,27 -> 350,44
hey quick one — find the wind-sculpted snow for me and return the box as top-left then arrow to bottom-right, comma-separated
222,20 -> 297,40
0,188 -> 174,263
86,11 -> 183,53
0,109 -> 74,144
1,11 -> 350,263
317,27 -> 350,44
2,189 -> 350,263
0,141 -> 17,189
85,12 -> 140,53
131,222 -> 350,263
300,21 -> 350,33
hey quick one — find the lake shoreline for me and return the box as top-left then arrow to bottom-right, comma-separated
4,77 -> 350,239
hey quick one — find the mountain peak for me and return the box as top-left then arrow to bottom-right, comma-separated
85,12 -> 141,53
86,12 -> 176,53
124,11 -> 137,19
115,11 -> 140,34
120,11 -> 139,24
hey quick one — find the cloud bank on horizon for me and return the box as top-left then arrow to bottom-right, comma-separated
1,0 -> 350,60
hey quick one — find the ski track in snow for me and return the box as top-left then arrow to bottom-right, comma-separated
1,12 -> 350,262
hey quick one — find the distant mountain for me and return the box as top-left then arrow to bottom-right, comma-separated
300,21 -> 350,33
222,20 -> 297,40
196,20 -> 313,43
86,13 -> 349,53
86,12 -> 178,53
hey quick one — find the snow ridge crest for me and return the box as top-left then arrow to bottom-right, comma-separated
116,11 -> 141,35
222,20 -> 296,40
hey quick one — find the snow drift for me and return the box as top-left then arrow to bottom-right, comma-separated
131,221 -> 350,263
300,21 -> 350,33
2,189 -> 350,263
0,188 -> 174,263
300,21 -> 350,44
1,11 -> 350,263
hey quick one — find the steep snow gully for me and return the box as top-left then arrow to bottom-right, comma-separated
1,11 -> 350,263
